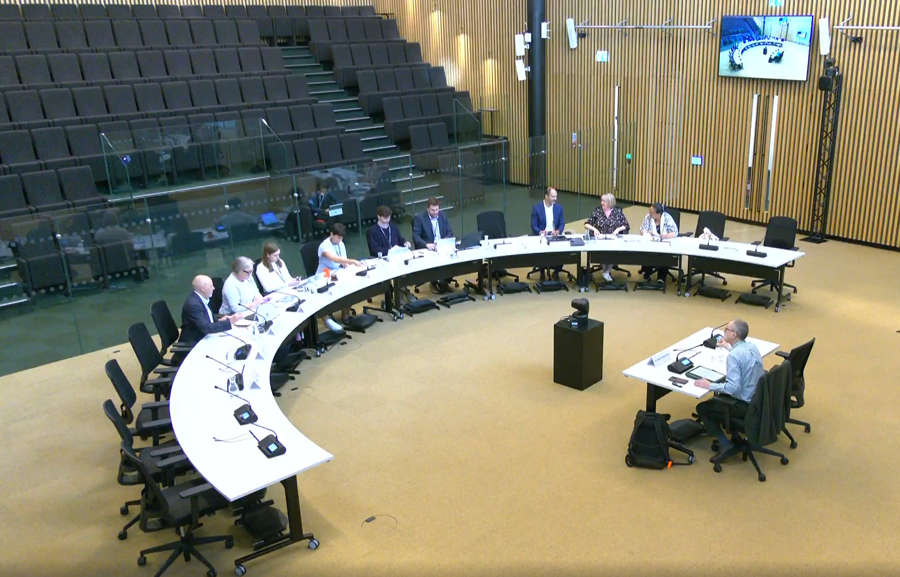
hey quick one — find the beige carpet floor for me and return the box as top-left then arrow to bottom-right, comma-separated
2,207 -> 900,577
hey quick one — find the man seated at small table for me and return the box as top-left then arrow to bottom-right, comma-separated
366,205 -> 411,257
94,210 -> 134,244
639,202 -> 679,283
530,187 -> 565,236
318,222 -> 363,331
693,319 -> 764,462
412,197 -> 455,292
216,197 -> 257,230
221,256 -> 269,316
180,275 -> 246,344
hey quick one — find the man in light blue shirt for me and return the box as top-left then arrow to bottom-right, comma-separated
694,319 -> 764,460
316,222 -> 363,331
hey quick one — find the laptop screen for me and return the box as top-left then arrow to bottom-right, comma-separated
260,212 -> 278,225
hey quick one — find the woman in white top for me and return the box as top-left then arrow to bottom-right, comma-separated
255,242 -> 302,294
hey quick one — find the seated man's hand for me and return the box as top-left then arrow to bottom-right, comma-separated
426,243 -> 436,251
694,378 -> 710,389
540,230 -> 548,236
404,241 -> 411,248
716,340 -> 732,351
225,312 -> 247,323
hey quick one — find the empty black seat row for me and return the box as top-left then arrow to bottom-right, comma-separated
0,47 -> 291,93
267,133 -> 371,174
409,122 -> 455,172
0,166 -> 105,219
357,66 -> 453,116
333,42 -> 425,89
0,76 -> 316,133
0,19 -> 262,54
309,18 -> 402,62
249,5 -> 378,44
0,3 -> 297,21
383,92 -> 475,143
263,103 -> 344,142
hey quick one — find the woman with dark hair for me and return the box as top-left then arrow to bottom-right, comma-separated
255,242 -> 302,294
640,203 -> 678,239
584,193 -> 630,282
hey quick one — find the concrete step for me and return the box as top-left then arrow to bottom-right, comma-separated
344,124 -> 383,133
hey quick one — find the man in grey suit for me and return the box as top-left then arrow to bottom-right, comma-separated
412,196 -> 454,250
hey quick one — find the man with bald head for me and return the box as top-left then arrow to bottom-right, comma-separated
180,275 -> 246,344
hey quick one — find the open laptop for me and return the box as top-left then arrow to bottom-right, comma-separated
458,231 -> 483,250
259,212 -> 279,227
436,237 -> 456,255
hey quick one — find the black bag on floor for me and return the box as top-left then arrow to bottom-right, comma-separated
625,410 -> 694,469
498,281 -> 531,295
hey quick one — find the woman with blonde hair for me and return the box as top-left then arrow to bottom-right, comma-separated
255,242 -> 302,294
584,193 -> 630,282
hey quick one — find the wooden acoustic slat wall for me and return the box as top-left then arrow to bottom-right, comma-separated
372,0 -> 529,184
548,0 -> 900,248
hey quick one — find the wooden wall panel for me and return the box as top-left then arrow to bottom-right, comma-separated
371,0 -> 528,184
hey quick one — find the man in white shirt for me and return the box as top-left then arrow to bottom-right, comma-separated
317,223 -> 363,331
221,256 -> 268,315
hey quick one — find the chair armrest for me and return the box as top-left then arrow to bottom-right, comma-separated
721,236 -> 730,242
712,393 -> 739,407
143,400 -> 169,409
154,365 -> 179,374
142,417 -> 172,430
158,454 -> 189,468
149,445 -> 183,457
775,351 -> 789,359
170,343 -> 194,352
679,232 -> 693,238
179,482 -> 215,499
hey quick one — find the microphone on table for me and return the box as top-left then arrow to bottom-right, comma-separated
219,332 -> 251,361
698,227 -> 720,251
493,240 -> 512,249
747,238 -> 768,258
271,289 -> 306,307
213,384 -> 257,425
249,423 -> 286,458
239,303 -> 273,332
205,354 -> 245,391
703,321 -> 730,349
356,261 -> 377,276
404,252 -> 424,266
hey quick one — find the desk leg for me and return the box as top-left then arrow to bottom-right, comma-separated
645,383 -> 671,413
676,256 -> 684,296
775,266 -> 785,313
234,475 -> 317,569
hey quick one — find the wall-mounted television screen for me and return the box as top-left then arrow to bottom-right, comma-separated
719,15 -> 814,81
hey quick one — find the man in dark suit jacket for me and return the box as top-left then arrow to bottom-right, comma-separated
366,205 -> 410,257
307,181 -> 338,218
530,187 -> 565,236
180,275 -> 245,344
412,197 -> 454,250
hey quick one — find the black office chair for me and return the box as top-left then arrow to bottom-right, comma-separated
685,210 -> 730,286
710,362 -> 791,482
150,300 -> 195,359
107,358 -> 172,447
119,442 -> 234,577
210,276 -> 224,316
477,210 -> 519,283
776,337 -> 815,446
128,322 -> 178,400
251,257 -> 267,295
102,399 -> 190,542
751,216 -> 799,295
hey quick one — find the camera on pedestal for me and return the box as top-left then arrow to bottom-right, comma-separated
569,298 -> 589,329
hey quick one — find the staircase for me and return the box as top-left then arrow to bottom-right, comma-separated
281,46 -> 438,202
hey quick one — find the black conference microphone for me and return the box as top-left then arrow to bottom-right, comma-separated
493,240 -> 512,249
249,423 -> 286,458
271,289 -> 306,307
205,354 -> 245,391
213,385 -> 258,425
220,331 -> 251,361
698,228 -> 720,252
703,321 -> 730,349
404,252 -> 425,266
747,238 -> 768,258
239,303 -> 273,332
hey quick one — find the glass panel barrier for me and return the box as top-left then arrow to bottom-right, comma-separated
101,130 -> 140,196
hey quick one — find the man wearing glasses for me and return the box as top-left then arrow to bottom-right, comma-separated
693,319 -> 764,461
221,256 -> 269,316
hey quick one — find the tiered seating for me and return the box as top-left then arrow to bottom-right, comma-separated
357,66 -> 456,116
383,92 -> 474,143
267,133 -> 370,174
309,17 -> 402,63
409,122 -> 454,172
0,166 -> 104,216
332,41 -> 424,88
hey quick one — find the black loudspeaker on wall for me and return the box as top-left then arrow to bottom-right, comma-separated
818,76 -> 833,92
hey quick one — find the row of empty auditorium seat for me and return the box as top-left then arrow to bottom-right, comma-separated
409,123 -> 456,171
309,18 -> 401,62
383,93 -> 475,143
0,3 -> 376,21
0,75 -> 315,131
333,42 -> 424,88
0,18 -> 262,53
0,166 -> 105,218
357,66 -> 454,116
268,133 -> 371,174
0,47 -> 289,92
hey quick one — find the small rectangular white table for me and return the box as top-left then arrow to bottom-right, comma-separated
622,327 -> 779,412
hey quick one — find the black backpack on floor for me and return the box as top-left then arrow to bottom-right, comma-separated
625,410 -> 694,469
